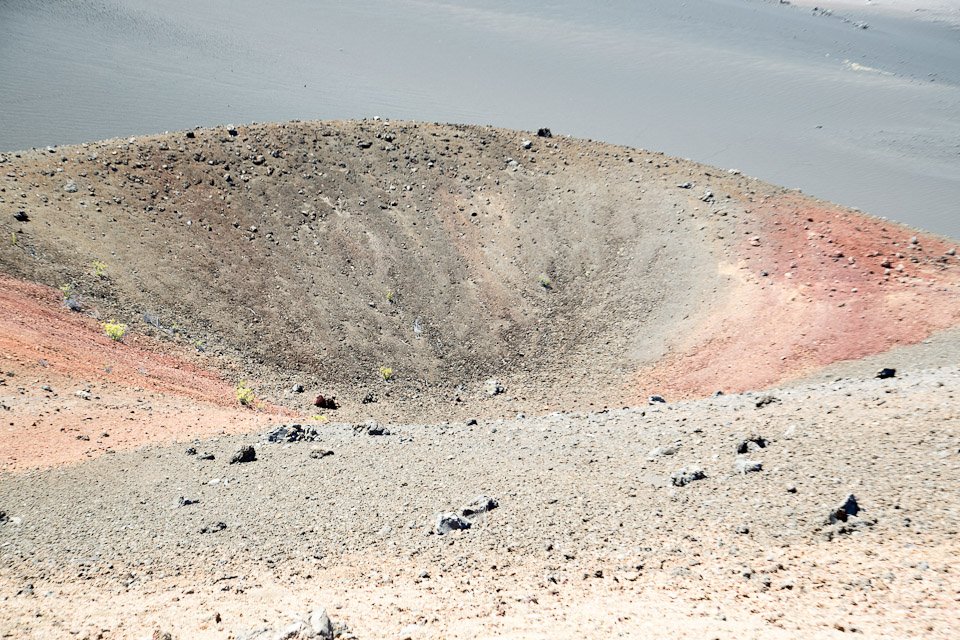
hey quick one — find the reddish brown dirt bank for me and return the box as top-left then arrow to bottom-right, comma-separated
0,275 -> 291,471
634,193 -> 960,400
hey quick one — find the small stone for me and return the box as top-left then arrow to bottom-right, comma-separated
418,570 -> 430,579
354,419 -> 389,436
876,368 -> 896,379
466,418 -> 478,426
313,394 -> 338,409
229,445 -> 256,464
460,495 -> 499,518
63,179 -> 79,193
521,139 -> 532,149
310,449 -> 334,459
734,457 -> 762,474
946,248 -> 956,256
755,394 -> 780,408
435,512 -> 471,535
649,442 -> 680,457
536,128 -> 552,138
648,395 -> 666,404
828,494 -> 860,524
198,452 -> 215,460
671,465 -> 706,487
185,447 -> 197,456
736,434 -> 766,454
736,525 -> 750,534
361,391 -> 377,404
200,521 -> 226,534
291,383 -> 304,394
484,379 -> 506,396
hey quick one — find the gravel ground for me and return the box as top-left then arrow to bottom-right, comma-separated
2,363 -> 958,638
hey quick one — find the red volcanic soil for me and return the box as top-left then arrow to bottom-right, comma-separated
634,193 -> 960,400
0,275 -> 293,471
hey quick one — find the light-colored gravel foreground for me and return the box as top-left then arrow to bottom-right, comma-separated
3,362 -> 958,638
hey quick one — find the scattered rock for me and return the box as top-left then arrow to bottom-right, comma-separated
484,379 -> 506,396
64,295 -> 84,312
734,457 -> 763,474
291,383 -> 304,394
353,419 -> 389,436
185,447 -> 197,456
649,441 -> 681,457
177,497 -> 198,507
197,452 -> 215,460
671,465 -> 706,487
876,368 -> 896,379
536,127 -> 552,138
236,608 -> 335,640
313,394 -> 338,409
435,512 -> 472,535
361,391 -> 377,404
828,494 -> 860,524
677,182 -> 692,189
200,522 -> 226,534
460,495 -> 499,518
521,139 -> 532,149
466,418 -> 478,426
309,449 -> 334,459
736,434 -> 766,454
649,395 -> 666,404
266,423 -> 328,443
230,445 -> 256,464
755,394 -> 780,408
63,180 -> 79,193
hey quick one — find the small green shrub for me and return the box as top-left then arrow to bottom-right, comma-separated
93,260 -> 106,277
101,319 -> 127,342
236,381 -> 254,405
538,274 -> 551,288
379,366 -> 393,381
59,284 -> 73,298
11,232 -> 17,245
